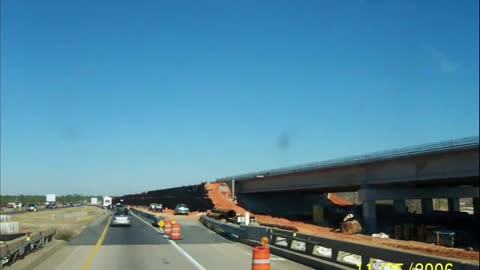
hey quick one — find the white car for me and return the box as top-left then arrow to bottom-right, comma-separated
26,204 -> 38,212
111,211 -> 131,227
174,204 -> 190,215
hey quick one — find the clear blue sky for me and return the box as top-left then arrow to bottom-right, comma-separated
1,0 -> 478,196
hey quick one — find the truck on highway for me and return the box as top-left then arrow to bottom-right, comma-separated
103,196 -> 112,209
46,194 -> 56,204
6,203 -> 22,209
148,203 -> 163,212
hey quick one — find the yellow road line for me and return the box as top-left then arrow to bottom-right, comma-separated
81,216 -> 112,270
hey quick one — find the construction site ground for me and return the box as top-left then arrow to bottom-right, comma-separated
203,183 -> 479,262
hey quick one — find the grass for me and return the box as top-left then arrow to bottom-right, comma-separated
54,226 -> 76,241
11,206 -> 103,239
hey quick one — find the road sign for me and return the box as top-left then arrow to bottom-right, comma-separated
158,220 -> 165,228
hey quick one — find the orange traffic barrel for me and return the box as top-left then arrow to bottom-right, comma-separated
252,246 -> 270,270
164,220 -> 172,236
171,222 -> 181,240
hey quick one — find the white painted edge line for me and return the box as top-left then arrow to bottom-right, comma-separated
131,212 -> 207,270
168,239 -> 208,270
130,212 -> 164,233
198,220 -> 286,261
132,212 -> 285,263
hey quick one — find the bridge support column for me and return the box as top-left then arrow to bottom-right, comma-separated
421,198 -> 433,214
474,198 -> 479,215
448,198 -> 460,212
363,200 -> 377,233
393,200 -> 407,214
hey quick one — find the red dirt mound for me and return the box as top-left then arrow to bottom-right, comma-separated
328,193 -> 353,206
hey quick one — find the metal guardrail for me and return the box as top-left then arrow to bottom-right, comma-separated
199,215 -> 248,239
129,208 -> 161,225
0,228 -> 56,268
217,135 -> 479,182
199,215 -> 479,270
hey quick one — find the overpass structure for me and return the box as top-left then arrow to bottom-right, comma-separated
217,136 -> 479,232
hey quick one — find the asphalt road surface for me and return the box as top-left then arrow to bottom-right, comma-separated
33,212 -> 314,270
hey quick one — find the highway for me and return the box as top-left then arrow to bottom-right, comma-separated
1,206 -> 84,216
32,211 -> 313,270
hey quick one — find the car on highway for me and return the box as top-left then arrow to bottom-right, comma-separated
149,203 -> 163,212
46,203 -> 57,209
114,203 -> 128,211
174,204 -> 190,215
111,210 -> 131,227
26,204 -> 38,212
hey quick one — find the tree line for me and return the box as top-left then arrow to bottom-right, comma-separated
0,194 -> 103,206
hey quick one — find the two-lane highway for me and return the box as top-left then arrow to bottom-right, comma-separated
33,211 -> 313,270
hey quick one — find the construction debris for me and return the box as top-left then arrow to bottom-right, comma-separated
206,212 -> 227,220
372,233 -> 390,239
204,182 -> 479,262
211,207 -> 236,218
340,214 -> 362,234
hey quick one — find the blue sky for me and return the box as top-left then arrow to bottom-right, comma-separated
1,0 -> 478,196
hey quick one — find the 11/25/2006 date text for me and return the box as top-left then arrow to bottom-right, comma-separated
357,263 -> 454,270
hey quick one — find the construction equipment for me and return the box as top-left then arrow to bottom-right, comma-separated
206,213 -> 225,219
211,208 -> 236,218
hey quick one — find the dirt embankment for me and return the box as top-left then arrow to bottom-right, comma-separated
204,183 -> 479,263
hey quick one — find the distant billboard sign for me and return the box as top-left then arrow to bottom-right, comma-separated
46,194 -> 56,202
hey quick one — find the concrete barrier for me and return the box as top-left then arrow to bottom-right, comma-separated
0,215 -> 12,222
129,208 -> 160,225
199,215 -> 479,270
0,222 -> 19,234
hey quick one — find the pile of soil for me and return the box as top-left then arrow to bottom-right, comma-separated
341,220 -> 363,234
328,193 -> 353,206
